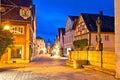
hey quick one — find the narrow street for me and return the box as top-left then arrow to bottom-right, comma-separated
0,55 -> 116,80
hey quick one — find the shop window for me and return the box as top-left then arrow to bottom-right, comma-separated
11,46 -> 22,58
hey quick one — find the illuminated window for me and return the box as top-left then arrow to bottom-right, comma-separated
11,26 -> 24,34
11,46 -> 22,58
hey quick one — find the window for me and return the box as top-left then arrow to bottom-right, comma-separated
11,25 -> 24,34
78,24 -> 86,33
96,35 -> 98,41
11,46 -> 23,58
78,25 -> 82,32
105,35 -> 109,41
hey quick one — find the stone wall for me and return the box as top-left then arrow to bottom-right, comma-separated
88,51 -> 101,67
69,51 -> 115,71
69,51 -> 87,61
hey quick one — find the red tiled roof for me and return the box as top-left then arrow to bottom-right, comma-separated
1,0 -> 32,6
1,6 -> 31,21
1,0 -> 33,21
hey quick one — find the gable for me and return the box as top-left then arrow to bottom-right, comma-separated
65,16 -> 78,32
65,17 -> 73,32
81,13 -> 114,32
75,15 -> 89,35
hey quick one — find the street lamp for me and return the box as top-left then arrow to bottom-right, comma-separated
4,25 -> 10,30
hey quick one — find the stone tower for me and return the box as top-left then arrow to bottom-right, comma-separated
115,0 -> 120,78
47,39 -> 51,53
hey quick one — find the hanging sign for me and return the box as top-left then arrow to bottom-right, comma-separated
20,7 -> 31,19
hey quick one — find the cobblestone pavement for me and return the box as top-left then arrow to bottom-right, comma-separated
0,54 -> 117,80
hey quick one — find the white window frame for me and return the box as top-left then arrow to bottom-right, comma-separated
8,45 -> 24,60
10,25 -> 24,34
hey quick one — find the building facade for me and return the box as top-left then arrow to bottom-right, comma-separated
64,16 -> 78,56
58,28 -> 65,56
36,37 -> 46,55
74,12 -> 114,51
0,0 -> 36,63
51,35 -> 60,56
115,0 -> 120,78
51,28 -> 65,56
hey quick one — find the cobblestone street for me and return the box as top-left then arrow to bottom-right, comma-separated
0,55 -> 116,80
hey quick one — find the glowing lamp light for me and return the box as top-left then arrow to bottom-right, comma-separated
4,25 -> 10,30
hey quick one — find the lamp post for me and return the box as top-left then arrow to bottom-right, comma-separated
87,46 -> 89,65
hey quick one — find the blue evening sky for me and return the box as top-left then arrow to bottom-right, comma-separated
33,0 -> 114,45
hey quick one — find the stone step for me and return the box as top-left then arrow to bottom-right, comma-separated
66,60 -> 73,67
82,65 -> 116,76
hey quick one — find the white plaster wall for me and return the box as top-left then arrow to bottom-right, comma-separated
91,33 -> 115,51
